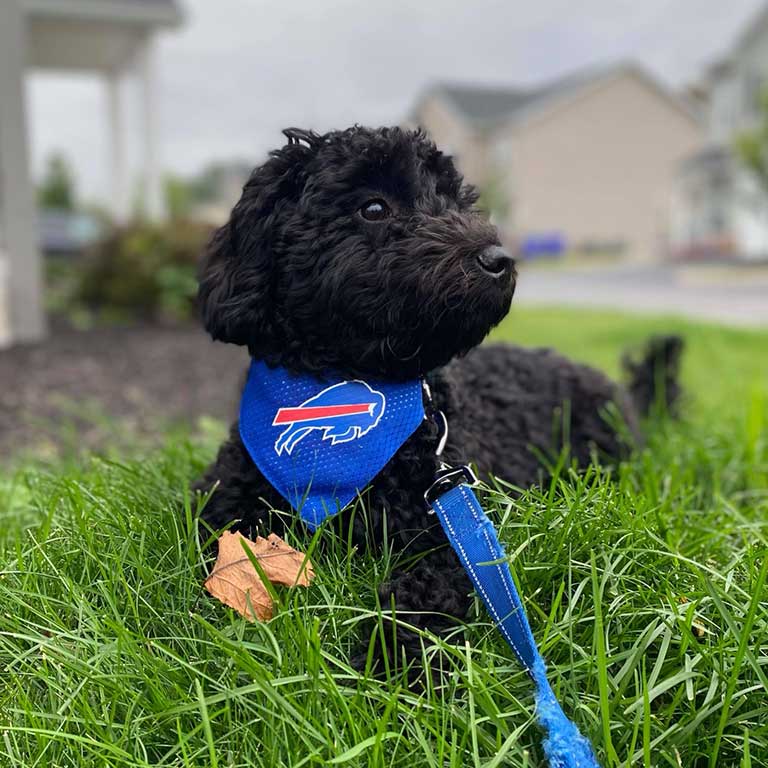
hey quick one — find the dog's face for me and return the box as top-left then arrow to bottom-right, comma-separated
199,126 -> 515,378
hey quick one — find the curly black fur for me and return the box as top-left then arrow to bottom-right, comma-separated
622,335 -> 684,417
193,125 -> 682,677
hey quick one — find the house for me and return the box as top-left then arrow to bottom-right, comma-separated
675,4 -> 768,261
411,63 -> 703,263
0,0 -> 183,347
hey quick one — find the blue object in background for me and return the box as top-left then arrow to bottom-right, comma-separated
39,209 -> 106,255
521,232 -> 566,259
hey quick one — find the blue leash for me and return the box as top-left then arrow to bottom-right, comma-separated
425,465 -> 600,768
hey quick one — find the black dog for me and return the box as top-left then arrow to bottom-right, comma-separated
193,125 -> 681,673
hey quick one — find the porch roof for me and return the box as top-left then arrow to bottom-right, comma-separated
22,0 -> 183,71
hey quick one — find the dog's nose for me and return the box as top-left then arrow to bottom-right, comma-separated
476,245 -> 515,278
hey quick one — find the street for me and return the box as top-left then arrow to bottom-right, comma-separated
515,264 -> 768,327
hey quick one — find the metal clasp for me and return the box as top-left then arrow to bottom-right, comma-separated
424,464 -> 478,509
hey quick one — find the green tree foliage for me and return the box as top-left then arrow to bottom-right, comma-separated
163,175 -> 197,221
38,152 -> 76,211
163,162 -> 252,220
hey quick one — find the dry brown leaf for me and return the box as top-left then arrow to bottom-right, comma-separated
204,531 -> 315,621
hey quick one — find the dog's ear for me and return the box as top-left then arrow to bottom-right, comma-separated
198,129 -> 320,347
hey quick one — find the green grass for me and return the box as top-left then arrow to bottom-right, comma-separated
1,307 -> 767,768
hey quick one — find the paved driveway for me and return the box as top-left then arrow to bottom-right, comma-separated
515,264 -> 768,327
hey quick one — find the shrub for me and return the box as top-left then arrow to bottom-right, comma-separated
73,220 -> 214,323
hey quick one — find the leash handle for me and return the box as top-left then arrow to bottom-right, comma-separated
428,474 -> 600,768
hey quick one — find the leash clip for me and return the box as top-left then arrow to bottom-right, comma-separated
422,381 -> 449,457
424,464 -> 478,509
434,410 -> 449,456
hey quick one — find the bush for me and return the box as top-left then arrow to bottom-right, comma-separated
74,220 -> 214,323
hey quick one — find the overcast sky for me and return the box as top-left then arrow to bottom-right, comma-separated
27,0 -> 766,203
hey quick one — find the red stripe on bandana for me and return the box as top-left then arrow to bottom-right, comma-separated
272,403 -> 373,425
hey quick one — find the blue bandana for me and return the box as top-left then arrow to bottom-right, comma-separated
239,360 -> 425,529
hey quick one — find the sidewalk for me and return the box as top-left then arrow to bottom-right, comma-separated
515,264 -> 768,327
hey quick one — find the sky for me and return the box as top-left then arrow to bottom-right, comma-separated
27,0 -> 766,204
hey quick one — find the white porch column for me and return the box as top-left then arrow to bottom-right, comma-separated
0,0 -> 46,346
107,70 -> 130,224
136,35 -> 165,221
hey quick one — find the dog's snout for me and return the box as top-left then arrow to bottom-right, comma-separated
476,246 -> 515,278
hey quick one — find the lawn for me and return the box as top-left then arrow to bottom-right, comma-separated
1,307 -> 766,768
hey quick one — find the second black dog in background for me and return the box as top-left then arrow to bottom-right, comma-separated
193,125 -> 682,676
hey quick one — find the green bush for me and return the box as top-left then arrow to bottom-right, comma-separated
74,220 -> 214,322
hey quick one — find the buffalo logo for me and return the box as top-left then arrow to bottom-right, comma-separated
272,380 -> 386,456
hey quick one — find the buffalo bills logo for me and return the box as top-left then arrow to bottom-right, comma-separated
272,380 -> 386,456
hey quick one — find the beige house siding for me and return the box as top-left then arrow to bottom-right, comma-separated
494,72 -> 702,262
413,95 -> 490,186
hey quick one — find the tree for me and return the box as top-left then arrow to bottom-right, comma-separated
163,162 -> 253,221
163,174 -> 196,221
38,152 -> 76,210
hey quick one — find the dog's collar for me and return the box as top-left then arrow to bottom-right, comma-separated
239,359 -> 426,529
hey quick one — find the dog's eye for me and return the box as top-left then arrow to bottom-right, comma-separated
360,199 -> 391,222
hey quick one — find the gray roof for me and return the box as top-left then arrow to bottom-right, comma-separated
422,62 -> 654,131
433,84 -> 536,124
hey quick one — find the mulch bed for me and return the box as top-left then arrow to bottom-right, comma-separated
0,322 -> 247,459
